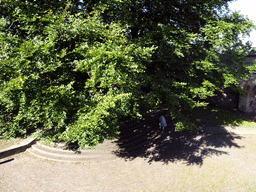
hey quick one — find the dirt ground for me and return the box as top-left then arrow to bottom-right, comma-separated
1,133 -> 256,192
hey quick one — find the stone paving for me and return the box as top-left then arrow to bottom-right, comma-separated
1,128 -> 256,191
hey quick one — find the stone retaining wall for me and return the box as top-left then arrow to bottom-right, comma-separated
205,87 -> 239,110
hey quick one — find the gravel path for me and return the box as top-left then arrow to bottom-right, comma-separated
1,133 -> 256,191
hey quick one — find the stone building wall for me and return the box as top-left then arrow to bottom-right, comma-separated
205,54 -> 256,113
238,74 -> 256,112
244,55 -> 256,65
205,87 -> 239,110
238,54 -> 256,113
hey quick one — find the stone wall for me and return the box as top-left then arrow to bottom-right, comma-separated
205,87 -> 239,110
238,74 -> 256,112
244,55 -> 256,65
201,55 -> 256,112
238,54 -> 256,113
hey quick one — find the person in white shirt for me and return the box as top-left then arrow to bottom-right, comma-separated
159,115 -> 167,131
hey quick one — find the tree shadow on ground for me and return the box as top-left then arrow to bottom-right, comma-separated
113,112 -> 244,166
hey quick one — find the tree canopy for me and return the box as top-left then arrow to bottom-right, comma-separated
1,0 -> 255,149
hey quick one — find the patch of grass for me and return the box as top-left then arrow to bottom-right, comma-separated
185,105 -> 256,127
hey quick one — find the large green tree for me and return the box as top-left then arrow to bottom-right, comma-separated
0,1 -> 155,148
0,0 -> 255,148
99,0 -> 256,129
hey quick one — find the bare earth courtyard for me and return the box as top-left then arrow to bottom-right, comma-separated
1,132 -> 256,191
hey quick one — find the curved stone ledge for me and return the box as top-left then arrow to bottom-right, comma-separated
0,137 -> 37,159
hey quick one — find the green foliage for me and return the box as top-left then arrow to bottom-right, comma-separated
1,0 -> 256,148
0,2 -> 155,149
101,0 -> 256,131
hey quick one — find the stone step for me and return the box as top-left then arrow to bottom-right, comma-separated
27,142 -> 118,163
27,129 -> 163,162
27,148 -> 117,163
27,115 -> 166,162
47,139 -> 119,152
35,142 -> 116,156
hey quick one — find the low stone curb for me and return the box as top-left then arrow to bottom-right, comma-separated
0,136 -> 37,159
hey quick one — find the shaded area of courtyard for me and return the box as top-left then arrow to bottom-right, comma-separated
113,109 -> 245,166
1,102 -> 255,166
